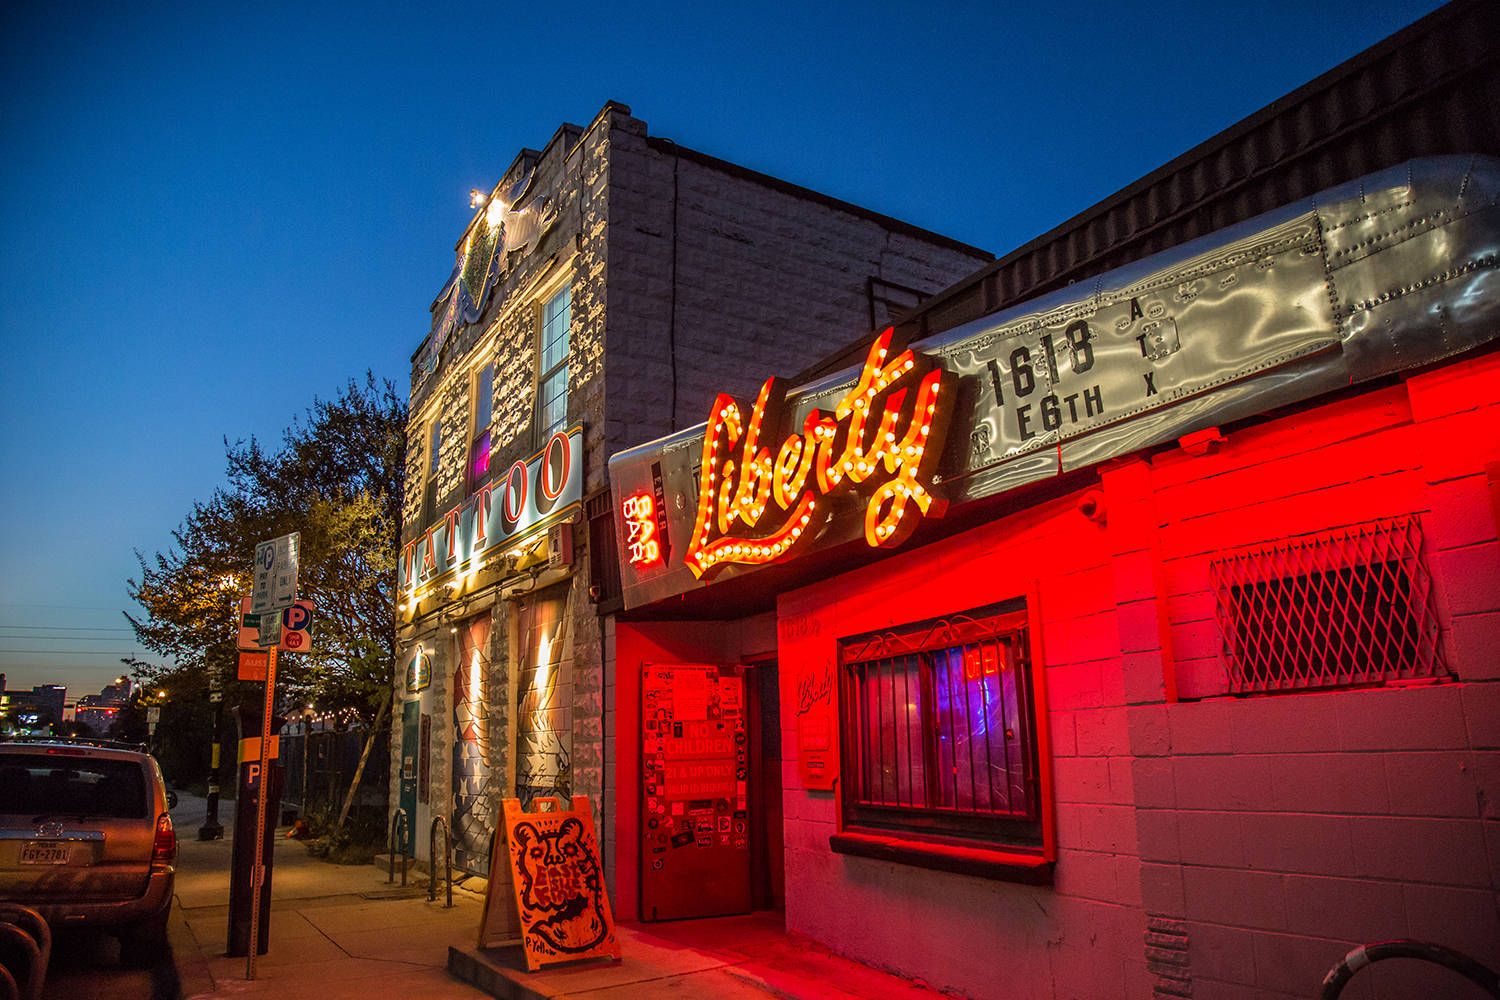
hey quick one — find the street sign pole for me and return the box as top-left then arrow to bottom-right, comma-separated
247,643 -> 276,981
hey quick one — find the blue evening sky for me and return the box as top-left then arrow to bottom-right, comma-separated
0,0 -> 1444,696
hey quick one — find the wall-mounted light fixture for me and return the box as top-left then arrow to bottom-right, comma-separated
470,189 -> 488,209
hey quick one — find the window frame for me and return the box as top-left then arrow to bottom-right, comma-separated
467,363 -> 494,494
421,417 -> 442,528
534,282 -> 572,448
831,594 -> 1055,883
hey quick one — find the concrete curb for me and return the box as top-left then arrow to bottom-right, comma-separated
448,945 -> 556,1000
167,896 -> 215,1000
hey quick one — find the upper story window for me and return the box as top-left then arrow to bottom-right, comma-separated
832,597 -> 1051,882
1209,515 -> 1449,694
422,418 -> 441,523
469,364 -> 494,491
537,286 -> 571,444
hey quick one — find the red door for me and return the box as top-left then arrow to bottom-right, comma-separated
640,664 -> 750,921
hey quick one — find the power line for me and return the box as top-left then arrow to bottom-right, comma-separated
0,625 -> 135,633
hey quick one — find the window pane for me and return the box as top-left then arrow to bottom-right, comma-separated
469,429 -> 490,484
541,366 -> 568,437
541,287 -> 571,372
932,640 -> 1028,816
475,365 -> 493,431
854,655 -> 924,808
428,419 -> 441,475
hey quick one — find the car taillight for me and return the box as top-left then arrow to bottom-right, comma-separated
153,813 -> 176,864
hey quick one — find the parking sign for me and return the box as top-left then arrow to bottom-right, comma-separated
252,532 -> 299,614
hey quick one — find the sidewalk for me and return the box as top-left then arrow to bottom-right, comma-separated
169,796 -> 951,1000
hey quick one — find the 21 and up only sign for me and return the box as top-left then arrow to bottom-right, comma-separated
237,598 -> 314,652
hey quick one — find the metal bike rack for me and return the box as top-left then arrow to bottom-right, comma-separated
388,808 -> 410,887
0,905 -> 50,1000
429,815 -> 453,908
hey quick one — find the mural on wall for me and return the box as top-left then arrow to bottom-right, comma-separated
516,588 -> 571,809
453,616 -> 493,874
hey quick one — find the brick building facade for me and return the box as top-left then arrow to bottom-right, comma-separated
606,4 -> 1500,997
391,102 -> 991,877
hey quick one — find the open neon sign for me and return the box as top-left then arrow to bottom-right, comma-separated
622,493 -> 661,566
684,327 -> 955,579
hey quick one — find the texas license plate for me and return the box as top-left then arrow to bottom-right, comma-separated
20,841 -> 69,865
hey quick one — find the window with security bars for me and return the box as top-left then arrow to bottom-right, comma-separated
839,599 -> 1043,850
1209,515 -> 1449,694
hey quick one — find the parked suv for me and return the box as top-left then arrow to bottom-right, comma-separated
0,739 -> 176,966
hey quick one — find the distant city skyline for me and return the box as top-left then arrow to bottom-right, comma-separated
0,0 -> 1446,692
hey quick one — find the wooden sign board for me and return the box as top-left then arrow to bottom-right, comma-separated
476,795 -> 621,971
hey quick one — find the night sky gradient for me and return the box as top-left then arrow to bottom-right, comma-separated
0,0 -> 1444,696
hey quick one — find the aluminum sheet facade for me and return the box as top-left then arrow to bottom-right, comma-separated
609,156 -> 1500,611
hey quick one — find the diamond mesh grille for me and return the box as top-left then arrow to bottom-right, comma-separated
1209,515 -> 1448,693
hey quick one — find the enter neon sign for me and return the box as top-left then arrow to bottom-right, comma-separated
685,327 -> 954,579
621,493 -> 661,566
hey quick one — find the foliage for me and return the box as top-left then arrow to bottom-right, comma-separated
303,803 -> 386,864
126,374 -> 406,726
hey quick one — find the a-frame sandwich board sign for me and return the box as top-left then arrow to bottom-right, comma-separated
476,795 -> 622,972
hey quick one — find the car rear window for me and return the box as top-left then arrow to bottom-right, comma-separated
0,755 -> 148,819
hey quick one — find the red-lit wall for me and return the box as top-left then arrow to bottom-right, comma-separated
773,350 -> 1500,999
608,615 -> 776,920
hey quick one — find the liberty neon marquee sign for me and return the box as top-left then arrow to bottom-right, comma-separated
678,328 -> 955,579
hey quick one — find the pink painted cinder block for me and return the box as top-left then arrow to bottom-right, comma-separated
1177,810 -> 1244,867
1139,861 -> 1185,915
1110,549 -> 1156,604
1268,753 -> 1393,815
1077,803 -> 1138,854
1423,475 -> 1500,550
1115,599 -> 1164,655
1127,705 -> 1171,757
1174,656 -> 1232,700
1182,866 -> 1288,930
1239,812 -> 1356,877
1049,709 -> 1079,758
1349,815 -> 1490,886
1228,692 -> 1342,753
1335,685 -> 1469,751
1045,661 -> 1104,711
1135,808 -> 1180,864
1120,649 -> 1166,706
1384,751 -> 1481,817
1434,541 -> 1500,616
1410,407 -> 1500,482
1174,755 -> 1273,811
1182,920 -> 1257,985
1448,612 -> 1500,681
1131,756 -> 1176,808
1465,682 -> 1500,748
1402,882 -> 1500,964
1283,874 -> 1406,943
1167,700 -> 1236,754
1250,931 -> 1355,996
1406,352 -> 1500,422
1074,707 -> 1130,757
1051,755 -> 1116,804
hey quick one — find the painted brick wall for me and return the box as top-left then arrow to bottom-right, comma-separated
1123,351 -> 1500,1000
394,101 -> 992,888
777,487 -> 1149,1000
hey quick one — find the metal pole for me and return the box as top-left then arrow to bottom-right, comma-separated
246,645 -> 276,981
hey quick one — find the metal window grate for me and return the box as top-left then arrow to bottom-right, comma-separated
1209,515 -> 1448,694
847,620 -> 1036,821
586,488 -> 622,606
